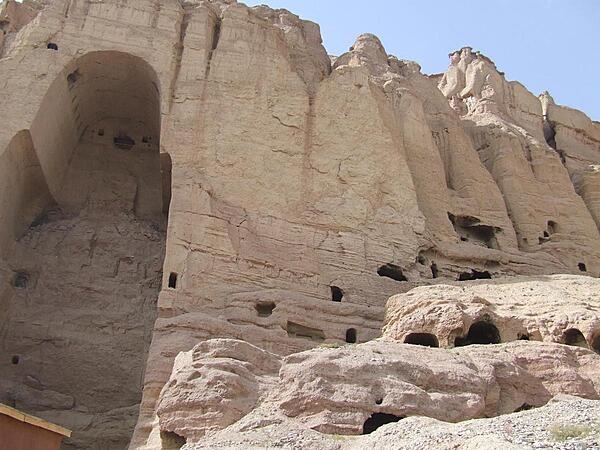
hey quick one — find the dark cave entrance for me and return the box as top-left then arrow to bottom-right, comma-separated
454,321 -> 501,347
362,413 -> 405,434
404,332 -> 439,348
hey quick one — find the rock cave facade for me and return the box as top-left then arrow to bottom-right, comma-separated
0,0 -> 599,449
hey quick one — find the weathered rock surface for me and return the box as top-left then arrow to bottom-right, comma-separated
384,275 -> 600,350
184,395 -> 600,450
0,0 -> 599,448
154,336 -> 600,446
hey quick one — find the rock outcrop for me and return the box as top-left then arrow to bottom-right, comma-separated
0,0 -> 599,448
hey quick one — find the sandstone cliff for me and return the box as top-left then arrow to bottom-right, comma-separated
0,0 -> 599,448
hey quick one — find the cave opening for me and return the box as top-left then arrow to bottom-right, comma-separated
168,272 -> 178,289
561,328 -> 588,348
404,332 -> 439,348
346,328 -> 357,344
362,413 -> 405,434
330,285 -> 344,302
448,213 -> 500,249
457,270 -> 492,281
454,320 -> 501,346
578,262 -> 587,272
0,51 -> 168,449
255,302 -> 276,317
377,263 -> 407,282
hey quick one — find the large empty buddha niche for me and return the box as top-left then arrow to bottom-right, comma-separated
0,51 -> 167,450
404,332 -> 439,348
377,263 -> 407,282
561,328 -> 588,348
362,413 -> 405,434
454,321 -> 501,347
448,213 -> 499,249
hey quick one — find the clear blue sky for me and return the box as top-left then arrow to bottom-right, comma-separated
245,0 -> 600,121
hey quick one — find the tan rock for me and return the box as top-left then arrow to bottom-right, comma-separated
0,0 -> 599,448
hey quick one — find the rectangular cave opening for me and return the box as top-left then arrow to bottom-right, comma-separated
168,272 -> 178,289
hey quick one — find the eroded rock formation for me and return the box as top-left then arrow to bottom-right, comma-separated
0,0 -> 599,448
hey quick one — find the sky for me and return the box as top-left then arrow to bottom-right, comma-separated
245,0 -> 600,121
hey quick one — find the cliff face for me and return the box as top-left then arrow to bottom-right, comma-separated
0,0 -> 599,449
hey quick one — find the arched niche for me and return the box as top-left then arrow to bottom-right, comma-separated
0,50 -> 168,449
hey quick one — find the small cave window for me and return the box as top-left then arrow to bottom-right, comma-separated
98,129 -> 105,136
561,328 -> 588,348
46,42 -> 58,50
375,397 -> 383,405
345,328 -> 357,344
578,262 -> 587,272
168,272 -> 178,289
430,262 -> 438,279
255,302 -> 276,317
11,355 -> 19,365
404,332 -> 439,348
547,221 -> 558,235
13,271 -> 29,289
113,132 -> 135,150
454,320 -> 501,347
377,263 -> 407,282
517,332 -> 530,341
457,270 -> 492,281
330,286 -> 344,302
362,413 -> 404,434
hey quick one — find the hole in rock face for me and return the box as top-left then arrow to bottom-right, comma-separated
578,262 -> 587,272
430,262 -> 438,279
97,128 -> 105,136
561,328 -> 588,348
113,132 -> 135,150
517,333 -> 530,341
362,413 -> 405,434
46,42 -> 58,50
286,321 -> 325,342
12,271 -> 29,289
330,286 -> 344,302
346,328 -> 357,344
160,430 -> 186,450
454,321 -> 501,347
448,213 -> 499,249
404,332 -> 439,348
255,302 -> 275,317
457,270 -> 492,281
168,272 -> 178,289
547,220 -> 558,235
11,355 -> 19,365
377,263 -> 407,282
375,398 -> 383,405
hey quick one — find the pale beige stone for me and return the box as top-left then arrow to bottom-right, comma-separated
0,1 -> 600,449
